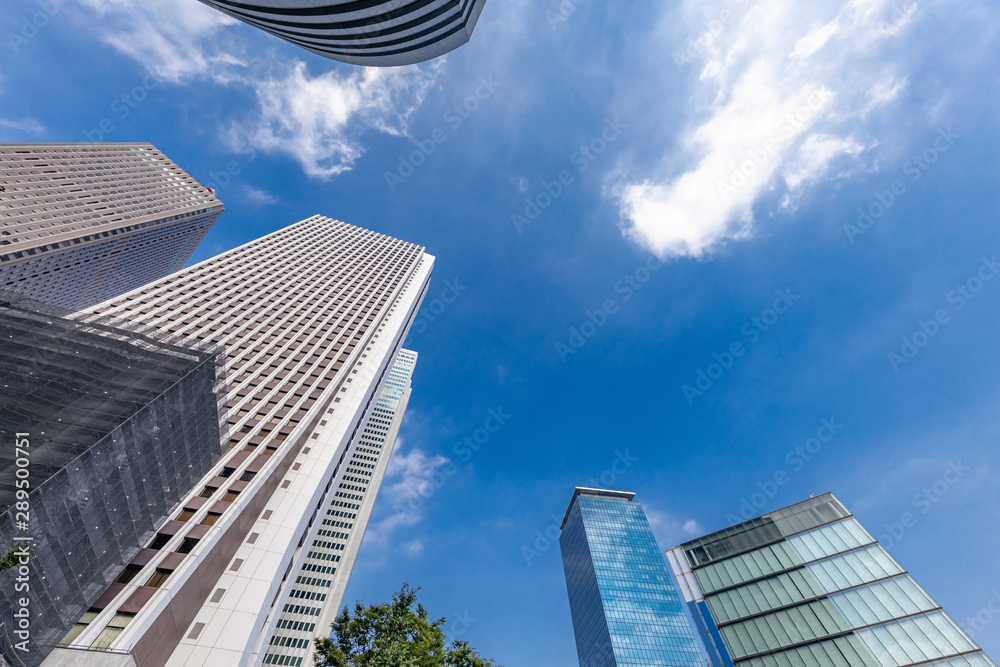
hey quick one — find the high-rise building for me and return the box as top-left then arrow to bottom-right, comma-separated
0,290 -> 227,667
260,348 -> 417,666
0,143 -> 221,310
559,488 -> 704,667
41,215 -> 432,667
666,493 -> 997,667
194,0 -> 489,67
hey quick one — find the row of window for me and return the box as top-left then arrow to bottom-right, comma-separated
856,612 -> 984,666
68,221 -> 420,648
267,352 -> 415,661
736,633 -> 879,667
695,518 -> 874,595
786,517 -> 874,563
707,544 -> 905,624
721,598 -> 849,659
707,565 -> 827,625
831,576 -> 936,629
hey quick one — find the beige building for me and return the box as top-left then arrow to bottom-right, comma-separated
262,348 -> 418,667
0,143 -> 221,309
42,215 -> 433,667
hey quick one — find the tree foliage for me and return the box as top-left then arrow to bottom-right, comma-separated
313,584 -> 499,667
0,544 -> 36,573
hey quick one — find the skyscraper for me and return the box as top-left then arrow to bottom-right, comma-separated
259,348 -> 417,666
666,493 -> 996,667
41,215 -> 433,667
559,488 -> 704,667
194,0 -> 489,67
0,143 -> 221,310
0,290 -> 227,667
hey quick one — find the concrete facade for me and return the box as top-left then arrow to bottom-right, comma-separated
0,143 -> 221,309
40,215 -> 432,667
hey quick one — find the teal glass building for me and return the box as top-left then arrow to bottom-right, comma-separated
667,493 -> 996,667
559,488 -> 704,667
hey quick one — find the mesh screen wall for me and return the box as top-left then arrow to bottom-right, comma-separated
0,291 -> 226,667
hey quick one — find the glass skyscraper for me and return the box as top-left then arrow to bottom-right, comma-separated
559,488 -> 704,667
666,493 -> 996,667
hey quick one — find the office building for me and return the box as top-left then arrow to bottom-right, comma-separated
42,215 -> 432,667
195,0 -> 489,67
666,493 -> 996,667
559,488 -> 704,667
260,348 -> 417,666
0,143 -> 221,310
0,290 -> 227,667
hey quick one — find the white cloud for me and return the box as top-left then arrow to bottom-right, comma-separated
644,507 -> 703,548
0,118 -> 45,134
682,519 -> 703,535
234,61 -> 440,179
76,0 -> 240,83
240,185 -> 277,206
364,443 -> 450,544
783,134 -> 865,191
402,539 -> 424,555
617,0 -> 922,258
73,0 -> 441,179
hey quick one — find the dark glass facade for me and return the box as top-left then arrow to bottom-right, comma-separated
0,291 -> 227,667
668,494 -> 998,667
560,489 -> 704,667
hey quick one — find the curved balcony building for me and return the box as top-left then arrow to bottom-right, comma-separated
196,0 -> 489,67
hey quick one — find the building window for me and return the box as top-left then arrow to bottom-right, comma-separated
201,512 -> 222,526
61,608 -> 99,645
90,612 -> 135,650
114,564 -> 143,584
144,568 -> 172,588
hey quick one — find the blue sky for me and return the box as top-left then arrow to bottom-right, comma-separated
4,0 -> 1000,662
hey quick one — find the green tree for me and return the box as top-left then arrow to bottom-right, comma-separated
314,584 -> 499,667
0,544 -> 37,573
0,545 -> 20,572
